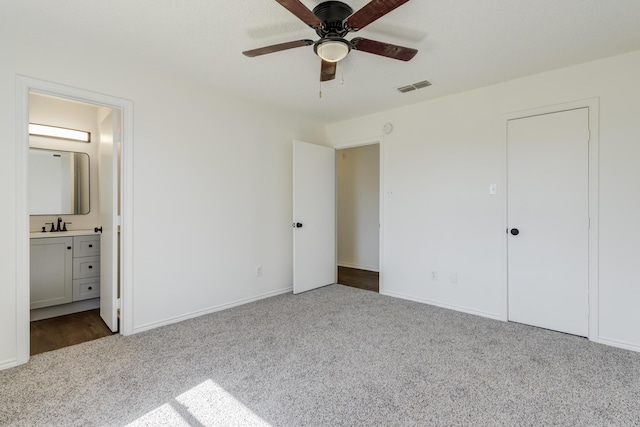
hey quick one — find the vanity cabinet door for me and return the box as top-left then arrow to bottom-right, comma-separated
30,237 -> 73,309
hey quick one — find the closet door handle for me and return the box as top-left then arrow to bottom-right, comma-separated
510,228 -> 520,236
292,222 -> 303,228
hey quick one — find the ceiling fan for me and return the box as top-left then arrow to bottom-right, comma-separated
243,0 -> 418,82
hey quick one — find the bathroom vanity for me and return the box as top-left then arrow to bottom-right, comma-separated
30,231 -> 100,310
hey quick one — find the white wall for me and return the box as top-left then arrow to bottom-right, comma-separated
28,94 -> 100,231
0,30 -> 325,368
337,145 -> 380,271
326,50 -> 640,351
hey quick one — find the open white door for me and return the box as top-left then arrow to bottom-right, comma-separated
293,141 -> 336,294
98,111 -> 120,332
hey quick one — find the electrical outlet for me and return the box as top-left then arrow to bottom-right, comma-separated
449,272 -> 458,284
256,265 -> 262,277
431,271 -> 438,281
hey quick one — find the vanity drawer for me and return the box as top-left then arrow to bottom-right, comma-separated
73,277 -> 100,301
73,256 -> 100,279
73,235 -> 100,258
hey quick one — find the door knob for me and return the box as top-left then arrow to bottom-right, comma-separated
510,228 -> 520,236
292,222 -> 303,228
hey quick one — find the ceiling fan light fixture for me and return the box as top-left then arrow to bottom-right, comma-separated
315,39 -> 350,62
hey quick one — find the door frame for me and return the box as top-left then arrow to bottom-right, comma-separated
503,98 -> 599,341
333,137 -> 384,293
15,76 -> 134,365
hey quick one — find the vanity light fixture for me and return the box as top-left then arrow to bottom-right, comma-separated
29,123 -> 91,142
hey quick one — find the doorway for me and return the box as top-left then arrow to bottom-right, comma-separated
506,101 -> 599,338
15,76 -> 133,365
292,139 -> 383,295
336,143 -> 380,293
27,93 -> 118,353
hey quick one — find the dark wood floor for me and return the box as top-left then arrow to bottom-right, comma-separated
338,266 -> 379,292
30,309 -> 115,355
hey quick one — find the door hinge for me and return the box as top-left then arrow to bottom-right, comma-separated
588,217 -> 591,229
117,298 -> 122,309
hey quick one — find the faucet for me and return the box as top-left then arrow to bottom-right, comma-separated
56,217 -> 63,232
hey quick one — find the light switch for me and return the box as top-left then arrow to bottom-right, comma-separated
489,184 -> 497,195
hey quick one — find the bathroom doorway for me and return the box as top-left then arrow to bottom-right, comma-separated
15,76 -> 133,364
336,143 -> 381,293
27,93 -> 119,353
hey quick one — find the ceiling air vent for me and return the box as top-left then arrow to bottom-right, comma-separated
397,85 -> 416,93
397,79 -> 432,93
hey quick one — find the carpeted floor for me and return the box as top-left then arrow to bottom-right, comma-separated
1,285 -> 639,426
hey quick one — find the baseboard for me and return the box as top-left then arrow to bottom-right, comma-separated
30,298 -> 100,321
132,287 -> 293,334
337,262 -> 379,272
596,336 -> 640,353
381,290 -> 502,321
0,358 -> 19,371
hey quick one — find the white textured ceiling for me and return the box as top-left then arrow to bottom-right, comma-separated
5,0 -> 640,122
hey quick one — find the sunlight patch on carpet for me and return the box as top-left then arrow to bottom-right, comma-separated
127,379 -> 270,426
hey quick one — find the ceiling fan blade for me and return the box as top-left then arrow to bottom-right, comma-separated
346,0 -> 410,31
275,0 -> 324,28
243,39 -> 314,57
320,60 -> 337,82
351,37 -> 417,61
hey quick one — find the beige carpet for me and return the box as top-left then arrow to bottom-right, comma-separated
1,285 -> 639,426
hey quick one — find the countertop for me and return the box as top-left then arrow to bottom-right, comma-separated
30,229 -> 99,239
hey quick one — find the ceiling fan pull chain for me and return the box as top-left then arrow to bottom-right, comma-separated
341,60 -> 345,85
319,80 -> 323,99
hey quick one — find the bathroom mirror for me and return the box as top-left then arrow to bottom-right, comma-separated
29,148 -> 90,215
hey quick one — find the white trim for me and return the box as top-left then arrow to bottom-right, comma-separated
30,298 -> 100,321
0,359 -> 19,371
337,262 -> 379,273
596,336 -> 640,353
382,290 -> 502,321
132,287 -> 292,334
14,76 -> 134,369
380,138 -> 385,293
333,135 -> 384,150
15,77 -> 30,366
503,97 -> 600,341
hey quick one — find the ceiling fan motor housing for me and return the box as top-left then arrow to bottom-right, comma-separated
313,1 -> 353,38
